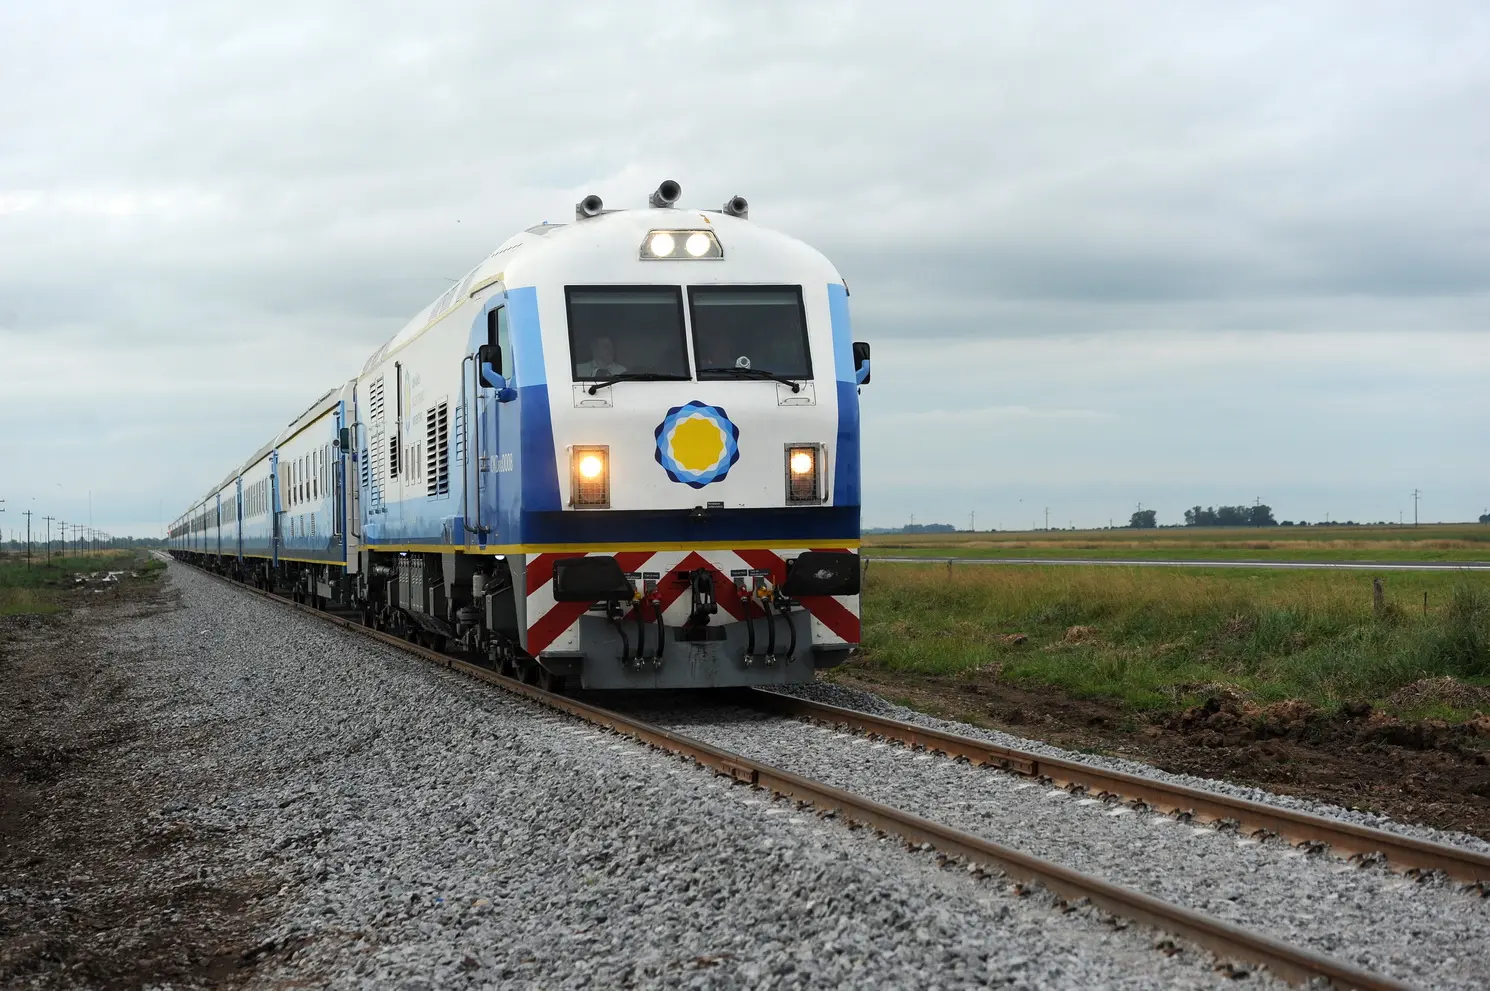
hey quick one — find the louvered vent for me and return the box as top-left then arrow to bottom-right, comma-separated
369,377 -> 385,420
453,403 -> 466,464
360,445 -> 370,490
426,401 -> 449,496
369,421 -> 385,508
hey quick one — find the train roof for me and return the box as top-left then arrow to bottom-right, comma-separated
361,205 -> 838,376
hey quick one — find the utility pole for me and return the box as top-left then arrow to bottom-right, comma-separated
23,510 -> 32,568
1044,507 -> 1049,531
969,511 -> 975,533
43,516 -> 54,564
1412,489 -> 1421,527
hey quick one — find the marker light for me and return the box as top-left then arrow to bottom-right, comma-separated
571,445 -> 610,508
639,229 -> 722,260
649,232 -> 676,257
785,445 -> 821,504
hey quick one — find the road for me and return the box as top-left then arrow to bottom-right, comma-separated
869,556 -> 1490,572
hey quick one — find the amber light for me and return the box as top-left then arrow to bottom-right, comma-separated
571,446 -> 610,507
785,445 -> 820,504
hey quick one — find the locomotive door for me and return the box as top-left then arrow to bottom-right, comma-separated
269,451 -> 282,569
472,304 -> 511,544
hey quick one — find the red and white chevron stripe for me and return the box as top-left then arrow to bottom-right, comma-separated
524,548 -> 860,655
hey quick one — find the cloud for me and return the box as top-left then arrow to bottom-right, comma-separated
1,1 -> 1487,533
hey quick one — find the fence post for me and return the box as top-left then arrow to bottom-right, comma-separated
1372,577 -> 1385,618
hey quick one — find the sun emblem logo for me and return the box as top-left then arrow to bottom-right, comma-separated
654,401 -> 741,488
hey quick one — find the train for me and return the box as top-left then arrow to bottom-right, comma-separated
169,180 -> 870,691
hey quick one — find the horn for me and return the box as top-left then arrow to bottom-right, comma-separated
722,195 -> 748,219
575,194 -> 604,219
649,179 -> 682,208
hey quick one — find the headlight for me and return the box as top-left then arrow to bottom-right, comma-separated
648,231 -> 676,257
785,444 -> 822,504
571,445 -> 610,508
640,229 -> 722,260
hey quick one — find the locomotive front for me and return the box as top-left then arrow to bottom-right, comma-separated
495,182 -> 870,689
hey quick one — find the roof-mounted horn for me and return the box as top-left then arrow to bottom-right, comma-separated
649,179 -> 682,208
575,194 -> 604,220
722,195 -> 748,219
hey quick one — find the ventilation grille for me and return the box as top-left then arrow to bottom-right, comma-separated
368,422 -> 385,508
426,401 -> 450,496
369,377 -> 385,420
453,402 -> 466,464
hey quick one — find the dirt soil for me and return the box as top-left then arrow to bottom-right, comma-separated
829,668 -> 1490,841
0,566 -> 276,989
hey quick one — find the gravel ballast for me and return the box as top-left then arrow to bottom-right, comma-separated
116,563 -> 1294,989
779,681 -> 1490,857
645,696 -> 1490,990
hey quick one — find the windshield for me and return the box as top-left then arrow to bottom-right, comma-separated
690,286 -> 811,380
566,286 -> 689,381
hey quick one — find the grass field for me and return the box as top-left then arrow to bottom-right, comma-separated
0,550 -> 162,616
854,562 -> 1490,722
863,523 -> 1490,563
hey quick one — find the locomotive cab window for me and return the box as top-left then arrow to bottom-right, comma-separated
690,286 -> 811,381
565,286 -> 689,382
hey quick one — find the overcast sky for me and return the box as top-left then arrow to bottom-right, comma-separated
2,1 -> 1487,538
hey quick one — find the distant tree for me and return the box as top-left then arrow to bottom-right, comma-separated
1280,520 -> 1295,526
1247,503 -> 1277,526
1128,509 -> 1157,529
1183,503 -> 1277,526
1480,512 -> 1490,524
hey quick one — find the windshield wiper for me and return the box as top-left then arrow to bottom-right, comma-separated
586,372 -> 689,395
697,367 -> 805,393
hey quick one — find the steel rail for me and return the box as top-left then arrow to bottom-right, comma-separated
175,559 -> 1416,990
868,555 -> 1490,572
743,691 -> 1490,885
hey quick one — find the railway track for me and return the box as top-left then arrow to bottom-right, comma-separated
173,557 -> 1434,989
737,691 -> 1490,886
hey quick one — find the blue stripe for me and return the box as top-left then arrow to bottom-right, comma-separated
827,283 -> 860,509
506,286 -> 561,513
523,507 -> 860,545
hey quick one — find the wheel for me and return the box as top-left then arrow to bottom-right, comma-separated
518,658 -> 540,685
537,668 -> 566,694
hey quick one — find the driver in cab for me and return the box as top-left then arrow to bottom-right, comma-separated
576,336 -> 627,378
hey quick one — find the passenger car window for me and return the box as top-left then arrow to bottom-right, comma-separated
690,286 -> 811,380
565,286 -> 689,381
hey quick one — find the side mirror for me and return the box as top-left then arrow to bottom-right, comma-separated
852,341 -> 871,385
477,343 -> 504,388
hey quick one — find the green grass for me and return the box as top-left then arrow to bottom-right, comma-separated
0,551 -> 163,616
863,523 -> 1490,563
856,563 -> 1490,720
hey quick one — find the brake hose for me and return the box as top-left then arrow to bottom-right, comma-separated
652,598 -> 664,661
742,593 -> 756,662
776,596 -> 797,663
